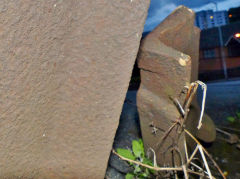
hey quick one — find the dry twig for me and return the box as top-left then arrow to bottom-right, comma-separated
112,149 -> 183,172
196,81 -> 207,129
185,129 -> 226,179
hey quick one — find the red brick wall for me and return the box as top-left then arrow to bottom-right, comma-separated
199,47 -> 240,72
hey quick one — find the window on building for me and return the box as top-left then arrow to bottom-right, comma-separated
203,49 -> 216,59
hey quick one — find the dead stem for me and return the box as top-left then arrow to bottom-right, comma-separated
182,165 -> 189,179
182,82 -> 198,124
183,135 -> 189,161
187,145 -> 199,164
155,122 -> 178,150
113,149 -> 216,178
112,149 -> 183,172
185,129 -> 226,179
148,147 -> 157,167
190,162 -> 209,176
196,81 -> 207,129
199,145 -> 213,179
218,126 -> 240,133
216,128 -> 232,137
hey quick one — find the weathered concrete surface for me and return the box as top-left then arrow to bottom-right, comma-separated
137,7 -> 192,166
152,11 -> 216,143
137,6 -> 215,166
0,1 -> 150,178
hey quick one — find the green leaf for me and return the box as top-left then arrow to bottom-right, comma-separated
132,140 -> 145,158
236,111 -> 240,119
227,116 -> 235,123
133,165 -> 141,174
145,168 -> 150,175
138,168 -> 150,178
142,158 -> 153,166
116,148 -> 135,160
138,172 -> 148,178
138,139 -> 144,148
143,158 -> 155,174
125,173 -> 134,179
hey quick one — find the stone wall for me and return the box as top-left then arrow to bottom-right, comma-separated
0,1 -> 150,178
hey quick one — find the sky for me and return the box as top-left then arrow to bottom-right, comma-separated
144,0 -> 240,32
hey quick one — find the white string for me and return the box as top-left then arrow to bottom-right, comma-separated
196,81 -> 207,129
148,148 -> 157,167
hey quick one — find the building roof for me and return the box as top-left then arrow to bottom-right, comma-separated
225,34 -> 240,46
200,22 -> 240,49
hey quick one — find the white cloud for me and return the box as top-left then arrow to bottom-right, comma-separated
143,0 -> 240,32
144,3 -> 177,32
193,0 -> 240,12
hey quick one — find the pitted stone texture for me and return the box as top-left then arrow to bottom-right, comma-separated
150,7 -> 216,143
0,1 -> 150,178
137,6 -> 216,167
146,6 -> 195,59
137,6 -> 194,166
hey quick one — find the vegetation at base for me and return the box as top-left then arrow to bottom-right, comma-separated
227,110 -> 240,123
116,139 -> 155,179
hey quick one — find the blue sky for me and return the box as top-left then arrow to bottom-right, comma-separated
144,0 -> 240,32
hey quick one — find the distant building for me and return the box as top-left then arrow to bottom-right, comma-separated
195,10 -> 229,30
199,22 -> 240,81
228,6 -> 240,23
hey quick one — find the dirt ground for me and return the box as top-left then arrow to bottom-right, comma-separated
198,80 -> 240,179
